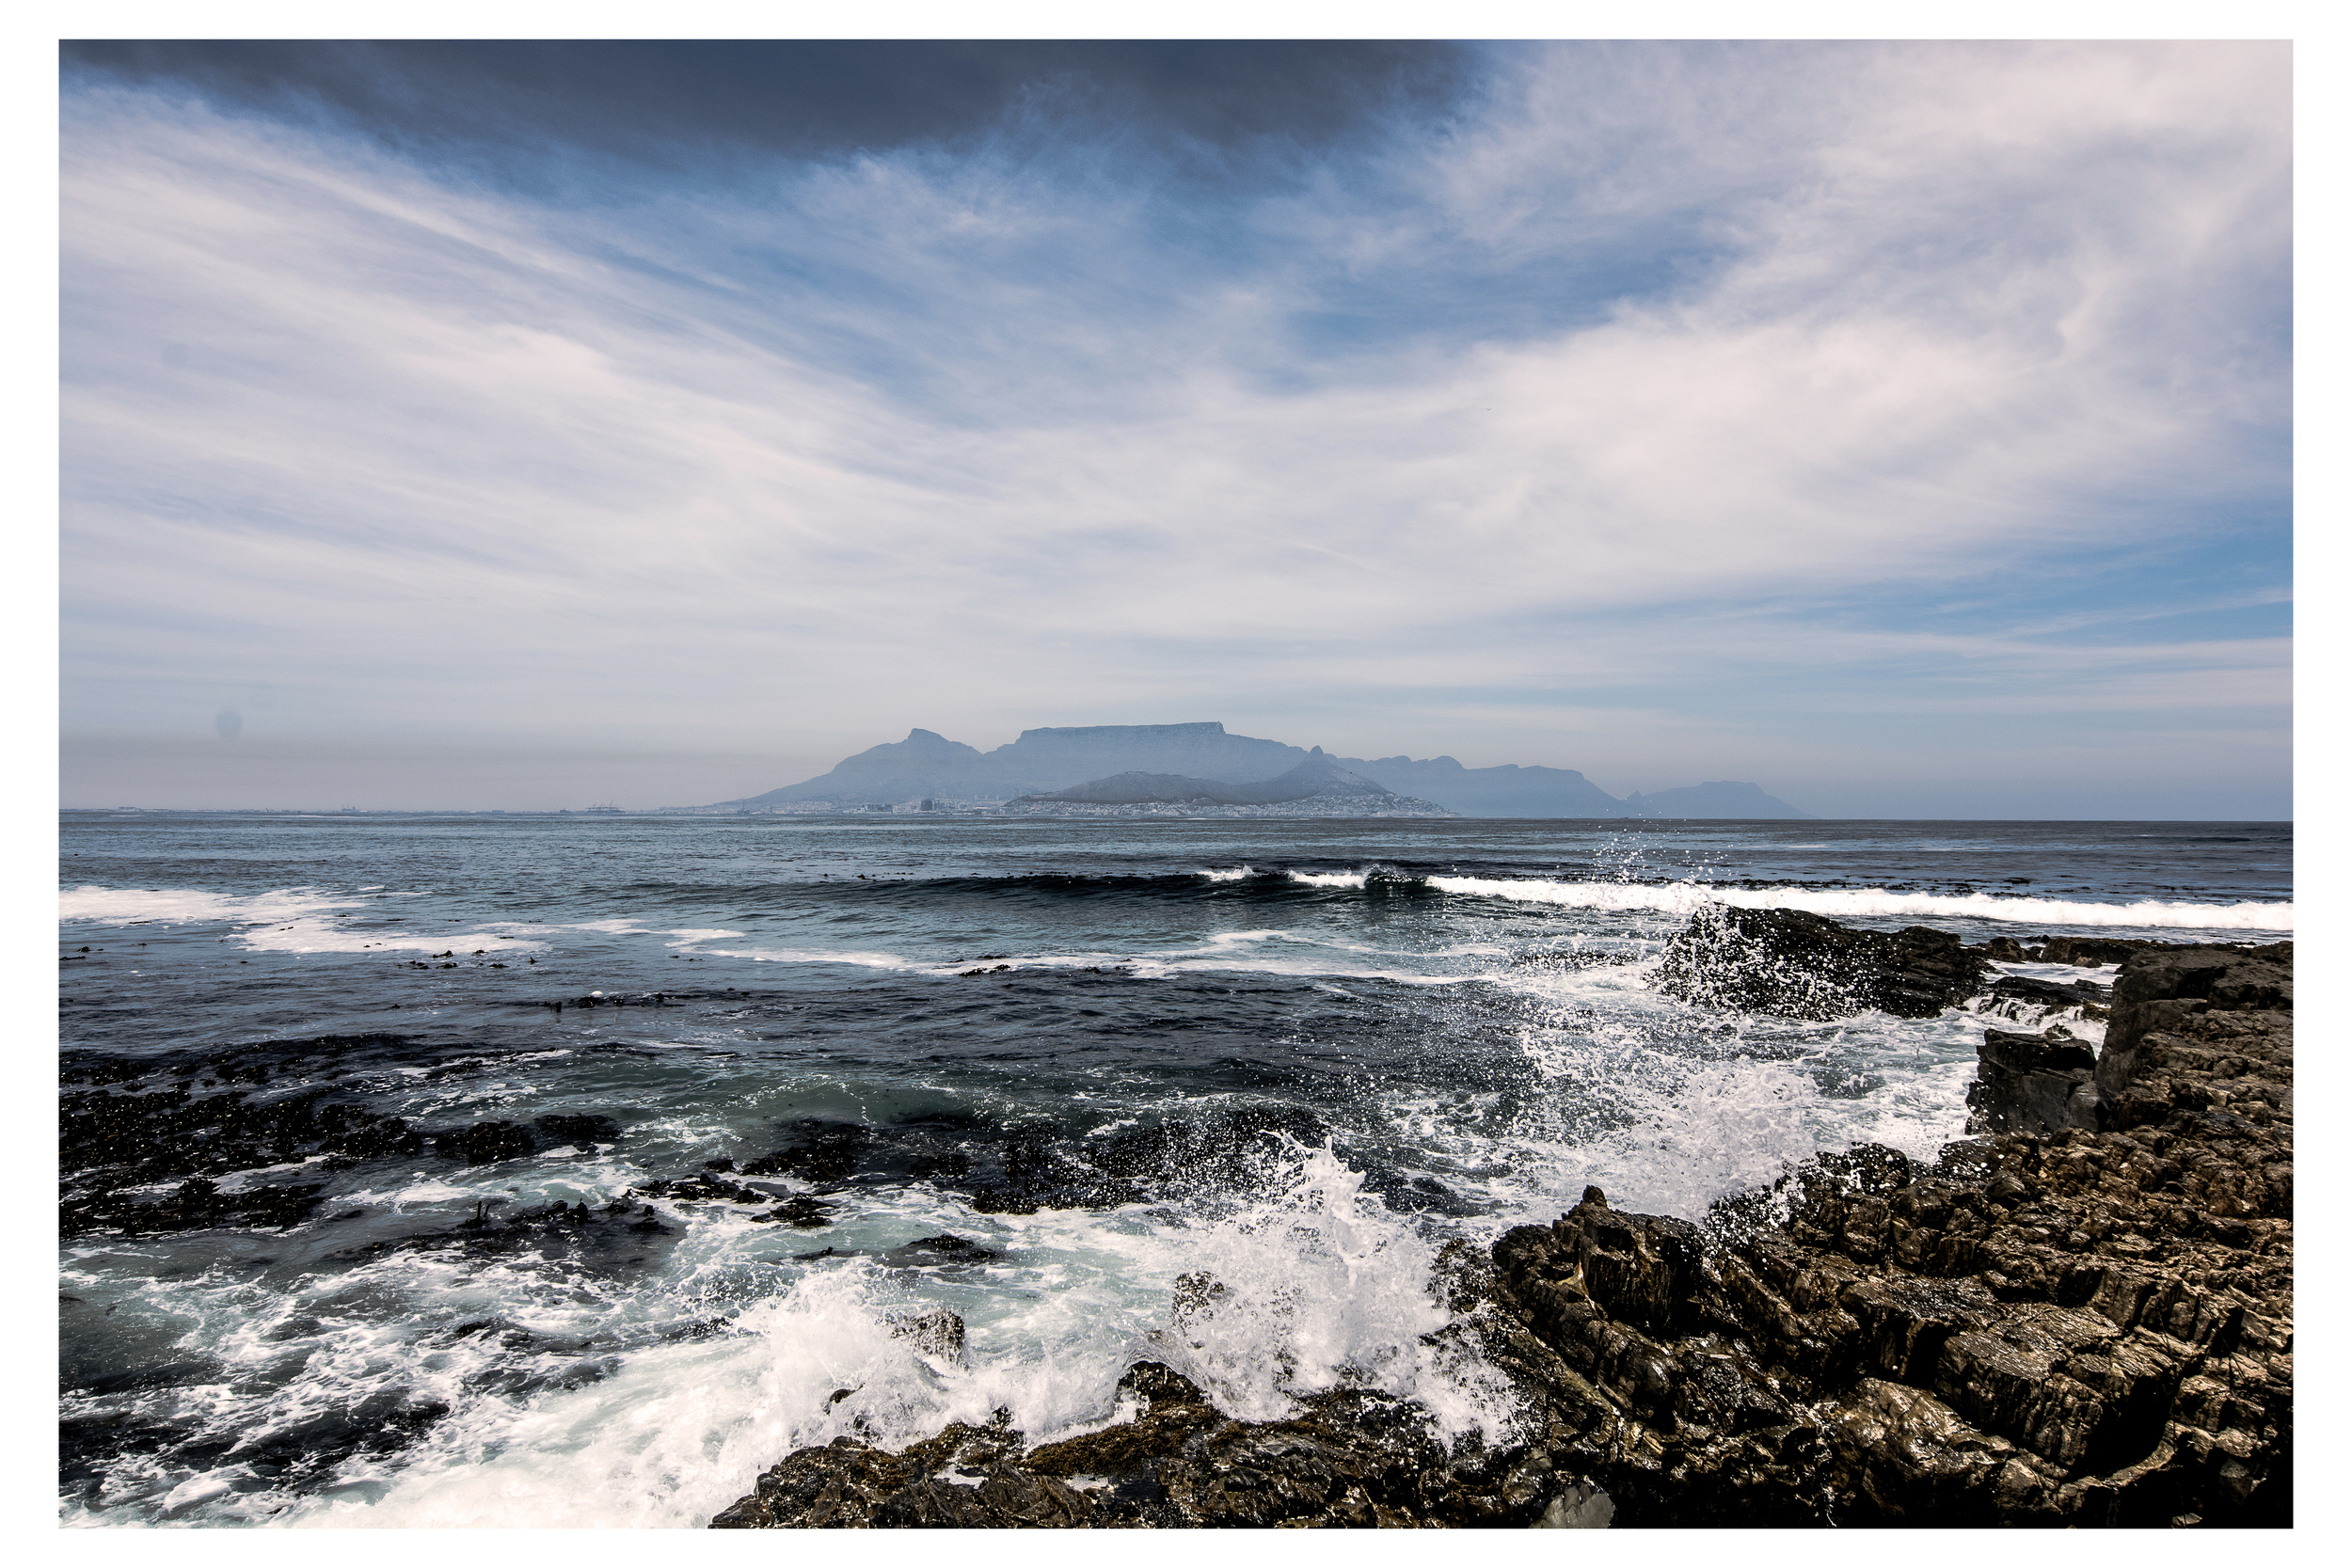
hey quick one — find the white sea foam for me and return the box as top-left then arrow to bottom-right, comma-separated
706,945 -> 933,971
1422,876 -> 2291,931
59,885 -> 358,927
58,885 -> 547,956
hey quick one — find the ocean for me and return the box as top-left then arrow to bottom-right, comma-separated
56,812 -> 2292,1527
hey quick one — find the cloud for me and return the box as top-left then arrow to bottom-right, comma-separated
58,43 -> 2290,813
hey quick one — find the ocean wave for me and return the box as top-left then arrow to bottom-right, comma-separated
1182,866 -> 2289,930
1422,877 -> 2292,931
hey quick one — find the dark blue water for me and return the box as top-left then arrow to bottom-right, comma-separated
58,813 -> 2290,1526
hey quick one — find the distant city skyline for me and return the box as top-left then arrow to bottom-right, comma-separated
60,41 -> 2290,817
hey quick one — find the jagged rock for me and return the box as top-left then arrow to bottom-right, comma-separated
1966,1025 -> 2101,1135
2037,936 -> 2170,967
1532,1481 -> 1613,1527
2095,943 -> 2292,1125
1654,907 -> 1990,1020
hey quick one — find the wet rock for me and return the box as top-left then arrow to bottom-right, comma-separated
533,1113 -> 621,1146
328,1198 -> 677,1269
965,1106 -> 1327,1213
1654,907 -> 1990,1020
1532,1480 -> 1613,1528
741,1120 -> 872,1183
1967,1025 -> 2102,1135
1988,974 -> 2111,1010
883,1234 -> 998,1268
888,1307 -> 966,1360
635,1170 -> 768,1205
2038,936 -> 2170,968
431,1120 -> 536,1164
58,1082 -> 426,1237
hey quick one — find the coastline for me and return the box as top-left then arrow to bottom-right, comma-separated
711,919 -> 2292,1528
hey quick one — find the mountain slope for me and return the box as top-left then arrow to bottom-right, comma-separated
1621,781 -> 1814,819
1024,751 -> 1401,807
1336,754 -> 1629,817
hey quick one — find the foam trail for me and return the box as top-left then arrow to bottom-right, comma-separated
1423,877 -> 2291,931
59,885 -> 358,925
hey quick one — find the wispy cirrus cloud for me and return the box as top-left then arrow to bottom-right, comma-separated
59,42 -> 2289,814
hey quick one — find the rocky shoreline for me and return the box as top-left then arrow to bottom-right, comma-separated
711,914 -> 2292,1528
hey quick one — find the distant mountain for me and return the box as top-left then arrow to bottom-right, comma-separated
1337,754 -> 1625,818
687,721 -> 1813,819
1023,751 -> 1420,808
711,722 -> 1307,807
1622,782 -> 1814,820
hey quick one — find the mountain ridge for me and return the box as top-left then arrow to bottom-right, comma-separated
688,721 -> 1811,819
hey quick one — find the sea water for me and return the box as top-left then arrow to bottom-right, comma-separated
56,813 -> 2291,1527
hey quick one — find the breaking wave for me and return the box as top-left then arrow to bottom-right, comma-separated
1192,870 -> 2291,931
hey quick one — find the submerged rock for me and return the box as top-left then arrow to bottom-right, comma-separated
1653,907 -> 1990,1020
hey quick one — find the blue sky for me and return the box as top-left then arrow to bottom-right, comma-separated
58,40 -> 2291,816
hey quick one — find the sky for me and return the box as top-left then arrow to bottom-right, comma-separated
57,40 -> 2292,817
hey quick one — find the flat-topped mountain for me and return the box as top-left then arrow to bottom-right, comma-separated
1621,781 -> 1812,820
689,721 -> 1811,818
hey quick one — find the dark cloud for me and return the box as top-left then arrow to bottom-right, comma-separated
60,40 -> 1475,170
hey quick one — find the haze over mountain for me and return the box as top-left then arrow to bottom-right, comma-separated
1621,782 -> 1813,819
1022,751 -> 1422,809
694,722 -> 1811,819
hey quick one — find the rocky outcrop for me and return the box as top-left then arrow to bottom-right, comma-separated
1654,906 -> 1990,1020
1965,1025 -> 2102,1134
1963,941 -> 2290,1140
711,1360 -> 1569,1528
711,941 -> 2291,1529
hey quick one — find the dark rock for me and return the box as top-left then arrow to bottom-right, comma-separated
433,1120 -> 536,1164
884,1234 -> 998,1268
532,1113 -> 620,1146
635,1171 -> 768,1205
1967,1025 -> 2102,1135
1654,907 -> 1990,1020
58,1082 -> 425,1237
747,1195 -> 835,1228
2038,936 -> 2169,968
328,1199 -> 677,1269
888,1307 -> 965,1360
741,1120 -> 872,1183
